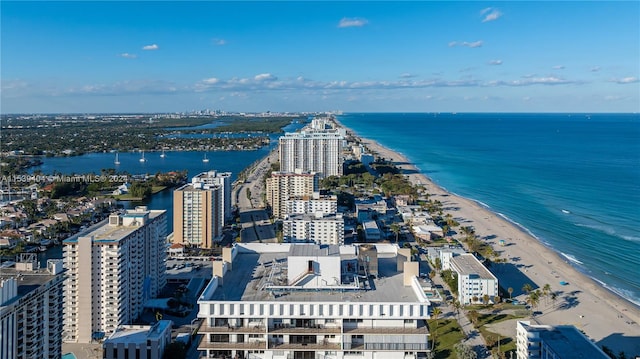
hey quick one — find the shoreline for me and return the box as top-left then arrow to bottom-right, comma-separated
334,118 -> 640,355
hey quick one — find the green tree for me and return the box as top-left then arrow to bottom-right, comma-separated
468,310 -> 479,326
390,223 -> 401,243
454,342 -> 477,359
507,287 -> 514,299
522,283 -> 533,295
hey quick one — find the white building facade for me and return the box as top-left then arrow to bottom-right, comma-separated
450,253 -> 499,305
279,131 -> 344,178
284,195 -> 338,217
196,243 -> 431,359
63,207 -> 168,343
283,213 -> 345,245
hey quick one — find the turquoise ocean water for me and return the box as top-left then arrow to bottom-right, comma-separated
338,113 -> 640,306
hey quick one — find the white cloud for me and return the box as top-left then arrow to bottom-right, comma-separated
212,38 -> 226,46
481,9 -> 502,22
202,78 -> 219,85
399,73 -> 417,78
450,40 -> 483,48
338,17 -> 368,28
142,44 -> 159,51
254,73 -> 277,81
119,53 -> 137,59
488,60 -> 503,65
612,76 -> 639,84
552,65 -> 565,70
487,76 -> 579,86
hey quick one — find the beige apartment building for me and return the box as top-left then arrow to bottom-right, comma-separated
62,206 -> 167,343
173,180 -> 224,249
265,171 -> 318,219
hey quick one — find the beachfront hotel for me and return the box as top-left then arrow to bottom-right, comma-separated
62,207 -> 168,343
0,255 -> 65,359
265,171 -> 318,219
278,130 -> 344,178
173,178 -> 224,248
282,212 -> 345,245
447,253 -> 499,305
516,321 -> 609,359
196,243 -> 432,359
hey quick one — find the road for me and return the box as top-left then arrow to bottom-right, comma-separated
420,259 -> 490,359
232,149 -> 278,243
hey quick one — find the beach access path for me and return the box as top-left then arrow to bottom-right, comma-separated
341,123 -> 640,356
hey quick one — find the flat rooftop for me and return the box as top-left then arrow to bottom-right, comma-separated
451,253 -> 496,280
204,250 -> 419,303
64,210 -> 164,244
522,323 -> 609,359
0,268 -> 60,305
105,320 -> 172,344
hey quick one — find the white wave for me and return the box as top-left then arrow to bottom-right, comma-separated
497,212 -> 541,240
575,223 -> 640,243
561,209 -> 570,214
621,235 -> 640,243
561,252 -> 584,265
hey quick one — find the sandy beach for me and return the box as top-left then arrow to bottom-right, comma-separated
338,121 -> 640,356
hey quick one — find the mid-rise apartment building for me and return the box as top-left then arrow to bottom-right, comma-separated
516,321 -> 608,359
449,253 -> 499,305
266,171 -> 318,219
196,243 -> 431,359
191,170 -> 233,223
63,207 -> 167,343
284,194 -> 338,217
0,255 -> 65,359
173,180 -> 223,248
279,131 -> 344,178
283,212 -> 345,245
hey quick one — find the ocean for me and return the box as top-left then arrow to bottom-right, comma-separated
338,112 -> 640,306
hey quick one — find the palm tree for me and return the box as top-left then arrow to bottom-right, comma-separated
390,223 -> 401,243
543,283 -> 552,305
431,307 -> 442,351
482,294 -> 490,305
452,300 -> 461,321
507,287 -> 514,300
522,283 -> 533,295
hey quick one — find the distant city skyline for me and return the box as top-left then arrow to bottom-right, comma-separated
1,1 -> 639,114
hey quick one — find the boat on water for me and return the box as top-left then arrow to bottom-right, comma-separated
160,149 -> 166,158
202,153 -> 209,163
139,151 -> 147,162
114,152 -> 121,165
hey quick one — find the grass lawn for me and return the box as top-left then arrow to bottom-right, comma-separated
428,319 -> 465,359
474,312 -> 526,357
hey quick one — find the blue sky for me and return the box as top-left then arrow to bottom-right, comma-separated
1,1 -> 639,113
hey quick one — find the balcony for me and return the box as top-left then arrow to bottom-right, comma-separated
269,341 -> 341,350
198,341 -> 266,350
269,323 -> 341,334
199,324 -> 265,333
343,326 -> 429,334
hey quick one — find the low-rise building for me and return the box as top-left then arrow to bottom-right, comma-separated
450,253 -> 499,304
516,321 -> 608,359
283,212 -> 345,245
102,320 -> 173,359
284,193 -> 337,217
362,220 -> 381,242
